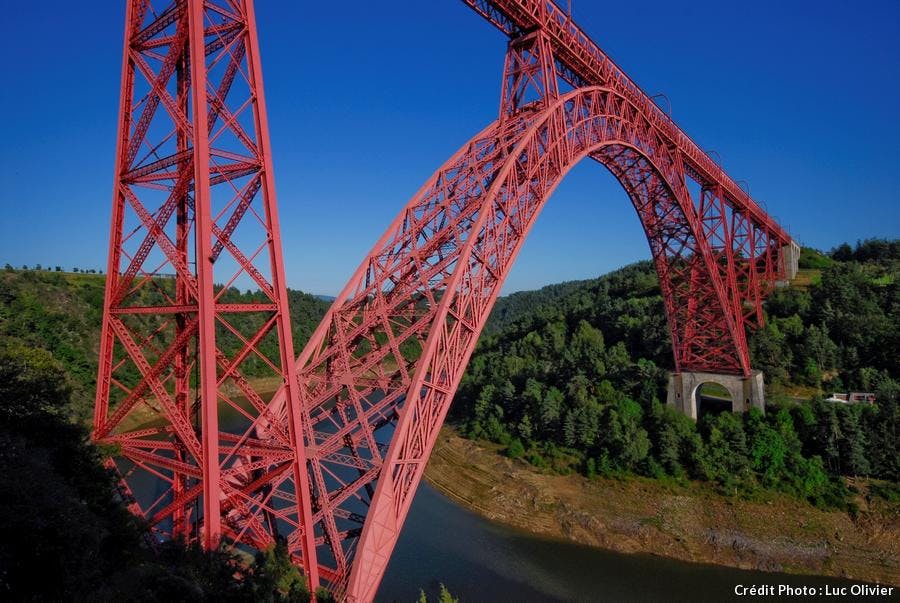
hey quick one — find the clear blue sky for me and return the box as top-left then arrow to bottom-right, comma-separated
1,1 -> 898,295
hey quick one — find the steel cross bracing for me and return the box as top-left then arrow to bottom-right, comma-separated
462,0 -> 791,245
93,0 -> 795,601
92,0 -> 319,587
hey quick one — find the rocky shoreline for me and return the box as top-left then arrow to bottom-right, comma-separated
423,427 -> 900,586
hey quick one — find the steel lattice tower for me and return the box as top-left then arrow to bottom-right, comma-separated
92,0 -> 319,588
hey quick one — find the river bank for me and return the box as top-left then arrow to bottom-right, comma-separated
423,426 -> 900,586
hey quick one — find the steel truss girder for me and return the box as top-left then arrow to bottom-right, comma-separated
462,0 -> 792,250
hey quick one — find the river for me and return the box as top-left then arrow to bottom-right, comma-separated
379,483 -> 866,602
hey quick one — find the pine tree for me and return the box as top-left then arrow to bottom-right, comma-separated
837,407 -> 870,476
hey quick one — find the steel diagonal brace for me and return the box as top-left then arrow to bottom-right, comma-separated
126,16 -> 191,167
113,171 -> 197,305
132,2 -> 184,46
97,315 -> 200,439
130,50 -> 192,137
120,187 -> 198,298
105,317 -> 203,461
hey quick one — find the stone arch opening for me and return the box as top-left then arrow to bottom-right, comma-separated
693,381 -> 736,419
668,370 -> 765,420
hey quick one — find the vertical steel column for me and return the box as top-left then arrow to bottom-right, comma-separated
172,16 -> 191,542
93,0 -> 134,437
187,0 -> 222,549
499,29 -> 559,119
241,0 -> 320,589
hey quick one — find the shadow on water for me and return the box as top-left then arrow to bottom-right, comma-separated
380,484 -> 869,602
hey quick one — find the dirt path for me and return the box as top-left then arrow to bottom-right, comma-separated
423,427 -> 900,586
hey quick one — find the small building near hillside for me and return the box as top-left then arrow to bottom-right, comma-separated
825,392 -> 876,404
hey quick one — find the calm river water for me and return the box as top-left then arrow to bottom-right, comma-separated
379,483 -> 866,602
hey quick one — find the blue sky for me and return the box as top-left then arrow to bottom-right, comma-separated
1,1 -> 898,295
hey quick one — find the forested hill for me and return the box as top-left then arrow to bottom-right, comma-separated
1,245 -> 897,598
483,261 -> 669,369
0,269 -> 340,599
453,239 -> 900,507
483,242 -> 900,393
0,268 -> 331,422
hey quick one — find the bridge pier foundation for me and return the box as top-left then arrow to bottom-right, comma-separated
666,370 -> 765,420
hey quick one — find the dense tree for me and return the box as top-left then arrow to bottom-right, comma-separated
700,411 -> 751,490
418,584 -> 459,603
454,241 -> 898,506
249,539 -> 311,602
0,343 -> 142,599
866,378 -> 900,481
646,402 -> 704,478
0,269 -> 331,421
832,238 -> 900,263
0,342 -> 72,420
0,271 -> 338,600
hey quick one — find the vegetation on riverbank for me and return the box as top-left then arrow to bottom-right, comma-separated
0,238 -> 896,595
0,268 -> 334,600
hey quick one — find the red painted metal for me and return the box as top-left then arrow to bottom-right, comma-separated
94,1 -> 794,600
266,2 -> 792,599
92,0 -> 318,588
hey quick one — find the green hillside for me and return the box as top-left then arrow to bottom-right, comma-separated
0,267 -> 335,600
0,268 -> 331,422
453,239 -> 900,505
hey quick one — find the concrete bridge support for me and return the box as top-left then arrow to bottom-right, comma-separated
666,370 -> 765,420
778,241 -> 801,286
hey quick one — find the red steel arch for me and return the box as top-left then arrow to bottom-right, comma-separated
264,80 -> 792,598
